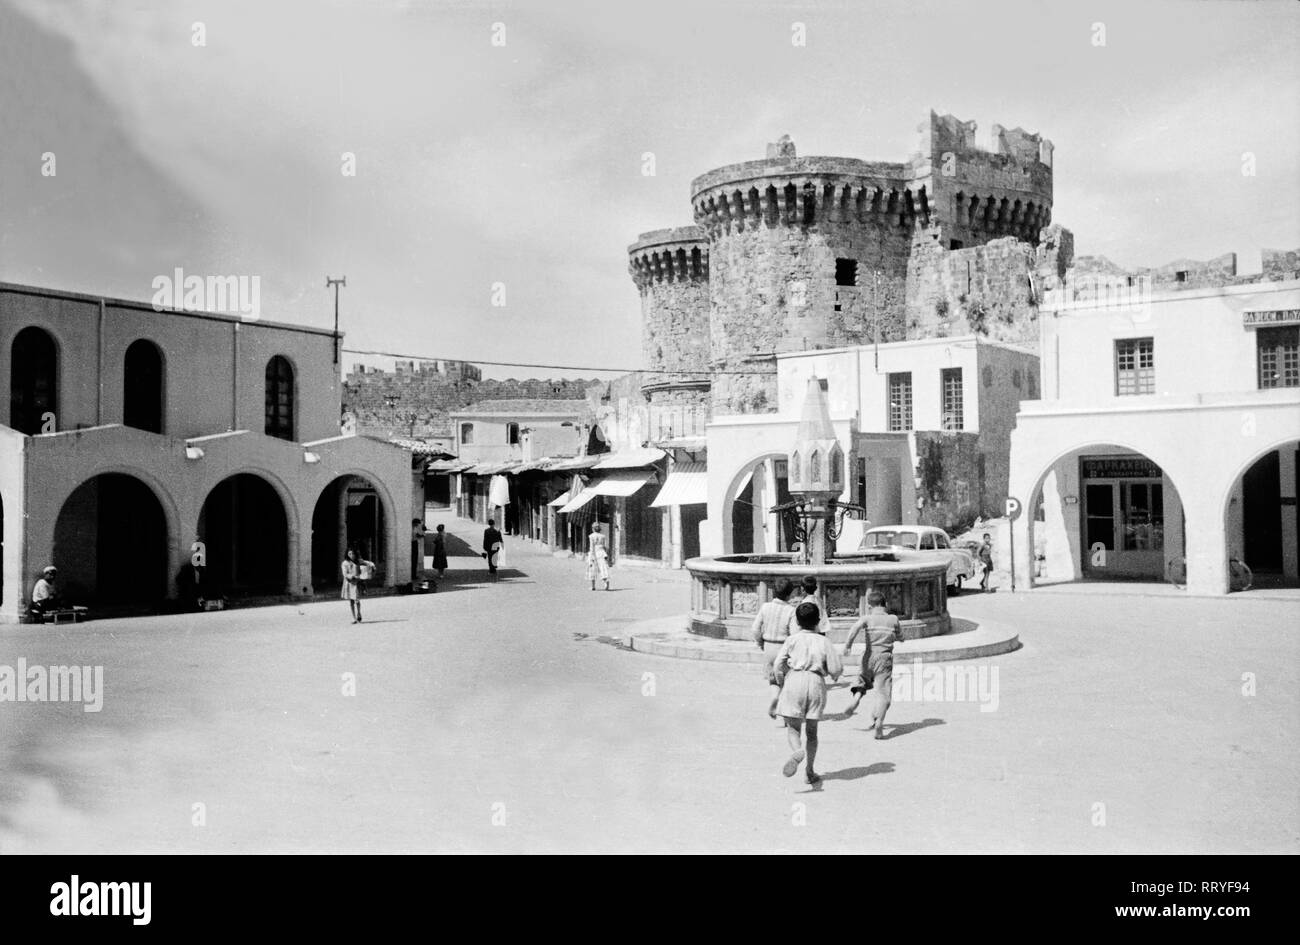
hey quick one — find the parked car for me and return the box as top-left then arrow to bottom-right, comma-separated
858,525 -> 979,592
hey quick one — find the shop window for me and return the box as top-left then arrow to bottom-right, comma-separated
1115,338 -> 1155,395
1258,326 -> 1299,389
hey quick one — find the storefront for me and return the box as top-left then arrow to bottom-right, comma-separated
1079,455 -> 1169,580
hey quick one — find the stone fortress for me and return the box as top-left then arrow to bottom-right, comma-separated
630,112 -> 1069,417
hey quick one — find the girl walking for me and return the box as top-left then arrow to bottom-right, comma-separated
341,547 -> 375,624
431,523 -> 449,579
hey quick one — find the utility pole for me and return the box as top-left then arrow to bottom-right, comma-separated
326,275 -> 347,365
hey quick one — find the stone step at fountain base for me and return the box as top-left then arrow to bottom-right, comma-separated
625,616 -> 1020,664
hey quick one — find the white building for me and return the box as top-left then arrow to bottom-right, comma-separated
1007,278 -> 1300,594
703,335 -> 1039,556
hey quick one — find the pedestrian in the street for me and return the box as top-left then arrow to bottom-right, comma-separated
787,574 -> 829,634
411,517 -> 428,592
978,532 -> 994,591
752,578 -> 797,718
483,519 -> 504,580
841,590 -> 903,738
773,601 -> 843,785
341,547 -> 374,623
431,523 -> 449,579
586,521 -> 610,591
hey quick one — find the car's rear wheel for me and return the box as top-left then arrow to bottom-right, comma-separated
950,574 -> 963,595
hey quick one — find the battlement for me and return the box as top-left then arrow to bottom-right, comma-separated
690,144 -> 926,237
919,111 -> 1053,168
628,226 -> 710,288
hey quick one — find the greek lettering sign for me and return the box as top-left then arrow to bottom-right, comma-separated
1082,456 -> 1162,480
1242,309 -> 1300,328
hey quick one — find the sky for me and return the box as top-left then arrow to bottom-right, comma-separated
1,0 -> 1297,380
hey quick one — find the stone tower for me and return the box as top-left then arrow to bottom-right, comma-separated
687,114 -> 1055,413
627,226 -> 711,434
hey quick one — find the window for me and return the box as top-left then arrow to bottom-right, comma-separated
460,422 -> 474,445
123,339 -> 164,433
919,532 -> 936,550
9,326 -> 58,435
1258,326 -> 1299,389
264,356 -> 295,440
1115,338 -> 1155,396
888,372 -> 912,432
941,367 -> 964,430
835,258 -> 858,287
949,240 -> 964,250
1175,270 -> 1188,283
506,422 -> 520,444
818,378 -> 828,392
809,450 -> 822,484
935,534 -> 950,549
1027,369 -> 1039,398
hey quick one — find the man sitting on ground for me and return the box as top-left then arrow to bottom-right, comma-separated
30,566 -> 62,619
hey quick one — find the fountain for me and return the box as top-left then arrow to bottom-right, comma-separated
685,378 -> 952,642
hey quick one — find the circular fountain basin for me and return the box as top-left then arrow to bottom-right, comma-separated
685,552 -> 951,643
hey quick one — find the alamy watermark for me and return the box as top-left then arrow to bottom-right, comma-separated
0,659 -> 104,712
889,658 -> 1000,712
151,267 -> 260,321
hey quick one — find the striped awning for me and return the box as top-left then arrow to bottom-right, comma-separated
650,462 -> 707,507
558,471 -> 655,513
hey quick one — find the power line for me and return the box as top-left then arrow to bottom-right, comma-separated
340,347 -> 780,375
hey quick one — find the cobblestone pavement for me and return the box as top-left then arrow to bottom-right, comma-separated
1,510 -> 1296,853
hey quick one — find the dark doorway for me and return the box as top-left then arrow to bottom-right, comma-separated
311,476 -> 387,590
681,504 -> 705,561
52,474 -> 168,606
199,474 -> 289,596
10,326 -> 58,434
123,339 -> 164,433
731,474 -> 755,553
1242,450 -> 1282,572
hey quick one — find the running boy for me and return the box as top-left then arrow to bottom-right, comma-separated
751,578 -> 797,719
773,601 -> 843,785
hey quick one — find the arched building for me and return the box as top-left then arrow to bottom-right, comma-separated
1008,277 -> 1300,594
0,282 -> 416,621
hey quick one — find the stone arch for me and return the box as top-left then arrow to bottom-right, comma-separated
723,451 -> 791,555
1218,435 -> 1300,587
198,470 -> 297,597
310,470 -> 397,590
1024,441 -> 1186,587
51,470 -> 174,607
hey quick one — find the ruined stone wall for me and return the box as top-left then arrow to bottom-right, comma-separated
913,430 -> 984,533
916,111 -> 1054,251
905,225 -> 1072,348
344,365 -> 596,440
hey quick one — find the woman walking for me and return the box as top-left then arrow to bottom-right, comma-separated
341,547 -> 374,624
431,523 -> 449,579
586,521 -> 610,591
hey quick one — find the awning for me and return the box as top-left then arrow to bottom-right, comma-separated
547,456 -> 603,471
650,462 -> 707,507
592,447 -> 666,470
547,490 -> 573,507
558,470 -> 656,513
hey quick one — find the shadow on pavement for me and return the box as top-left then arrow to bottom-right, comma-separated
878,717 -> 946,740
819,762 -> 896,782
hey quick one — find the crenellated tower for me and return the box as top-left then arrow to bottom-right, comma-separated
633,113 -> 1059,415
692,136 -> 928,413
627,226 -> 712,437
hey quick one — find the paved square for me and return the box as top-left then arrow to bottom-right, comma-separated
1,511 -> 1296,853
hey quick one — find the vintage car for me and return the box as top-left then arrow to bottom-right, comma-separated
858,525 -> 979,592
